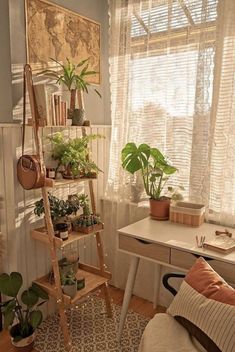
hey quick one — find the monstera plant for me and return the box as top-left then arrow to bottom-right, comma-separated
0,272 -> 48,351
121,143 -> 178,220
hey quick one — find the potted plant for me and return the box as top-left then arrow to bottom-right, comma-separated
61,270 -> 77,298
48,132 -> 102,179
34,193 -> 80,231
70,194 -> 103,233
38,58 -> 101,126
0,272 -> 48,352
121,143 -> 178,220
58,255 -> 79,277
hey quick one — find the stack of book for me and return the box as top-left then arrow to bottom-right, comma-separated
33,83 -> 70,126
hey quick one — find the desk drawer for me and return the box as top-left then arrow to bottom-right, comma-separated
171,249 -> 235,283
119,234 -> 170,263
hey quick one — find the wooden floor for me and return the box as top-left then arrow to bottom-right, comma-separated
0,286 -> 166,352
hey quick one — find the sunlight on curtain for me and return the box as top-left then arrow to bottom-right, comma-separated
208,0 -> 235,225
107,0 -> 218,206
104,0 -> 223,303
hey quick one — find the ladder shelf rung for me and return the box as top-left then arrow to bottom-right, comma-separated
46,177 -> 97,188
33,265 -> 111,306
31,225 -> 104,249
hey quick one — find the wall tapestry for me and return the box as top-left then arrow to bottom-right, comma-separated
25,0 -> 100,84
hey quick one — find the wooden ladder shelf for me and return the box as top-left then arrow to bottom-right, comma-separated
24,64 -> 112,351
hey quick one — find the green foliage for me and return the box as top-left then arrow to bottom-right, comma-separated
38,57 -> 101,97
34,193 -> 80,221
0,272 -> 22,297
49,132 -> 102,178
0,272 -> 48,340
61,270 -> 76,286
70,194 -> 91,216
121,143 -> 178,200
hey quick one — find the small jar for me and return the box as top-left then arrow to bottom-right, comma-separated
55,223 -> 69,241
46,167 -> 56,179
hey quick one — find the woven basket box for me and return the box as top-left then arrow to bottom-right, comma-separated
170,201 -> 205,227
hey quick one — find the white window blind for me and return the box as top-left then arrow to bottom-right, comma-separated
108,0 -> 218,204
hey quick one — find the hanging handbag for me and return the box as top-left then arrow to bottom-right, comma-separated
17,66 -> 46,190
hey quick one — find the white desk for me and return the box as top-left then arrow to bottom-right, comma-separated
117,217 -> 235,340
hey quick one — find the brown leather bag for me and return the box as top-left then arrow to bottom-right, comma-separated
17,66 -> 46,190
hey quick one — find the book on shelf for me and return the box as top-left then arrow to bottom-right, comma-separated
33,83 -> 69,126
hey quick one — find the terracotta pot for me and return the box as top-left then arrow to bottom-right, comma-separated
149,198 -> 171,220
10,325 -> 35,352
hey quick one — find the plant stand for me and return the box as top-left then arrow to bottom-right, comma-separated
24,64 -> 112,351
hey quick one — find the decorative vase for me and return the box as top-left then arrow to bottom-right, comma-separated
149,198 -> 171,221
62,283 -> 77,298
71,108 -> 85,126
10,324 -> 35,352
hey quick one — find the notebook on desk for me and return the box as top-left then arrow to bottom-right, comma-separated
204,236 -> 235,254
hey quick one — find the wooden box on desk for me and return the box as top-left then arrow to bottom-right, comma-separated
170,201 -> 205,227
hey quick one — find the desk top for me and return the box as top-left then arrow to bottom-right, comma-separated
118,217 -> 235,265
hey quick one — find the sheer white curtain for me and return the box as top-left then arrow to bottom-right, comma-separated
107,0 -> 218,204
103,0 -> 235,302
208,0 -> 235,225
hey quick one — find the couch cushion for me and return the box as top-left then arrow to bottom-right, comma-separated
138,313 -> 201,352
167,257 -> 235,352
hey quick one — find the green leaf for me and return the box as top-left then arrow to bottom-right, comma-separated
121,143 -> 150,174
1,299 -> 16,313
21,289 -> 39,308
76,58 -> 89,68
150,148 -> 165,163
94,88 -> 101,98
31,283 -> 49,300
3,311 -> 15,328
13,336 -> 23,342
30,310 -> 43,330
163,165 -> 177,175
0,272 -> 23,297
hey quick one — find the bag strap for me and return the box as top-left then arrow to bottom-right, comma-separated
22,66 -> 26,155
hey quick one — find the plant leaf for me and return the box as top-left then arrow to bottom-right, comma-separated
121,143 -> 150,174
31,283 -> 49,300
30,310 -> 43,330
0,272 -> 23,297
3,311 -> 15,328
21,289 -> 39,308
1,299 -> 16,313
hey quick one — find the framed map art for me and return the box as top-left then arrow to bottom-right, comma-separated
25,0 -> 100,84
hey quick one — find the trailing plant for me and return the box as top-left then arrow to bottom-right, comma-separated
48,132 -> 103,178
121,143 -> 178,200
34,193 -> 80,222
38,57 -> 101,97
0,272 -> 48,341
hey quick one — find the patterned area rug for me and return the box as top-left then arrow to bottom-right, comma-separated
35,296 -> 150,352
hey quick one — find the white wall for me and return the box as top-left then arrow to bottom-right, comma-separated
4,0 -> 111,125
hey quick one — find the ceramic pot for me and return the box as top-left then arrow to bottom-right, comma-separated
62,283 -> 77,298
149,198 -> 171,220
10,325 -> 35,352
71,108 -> 85,126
